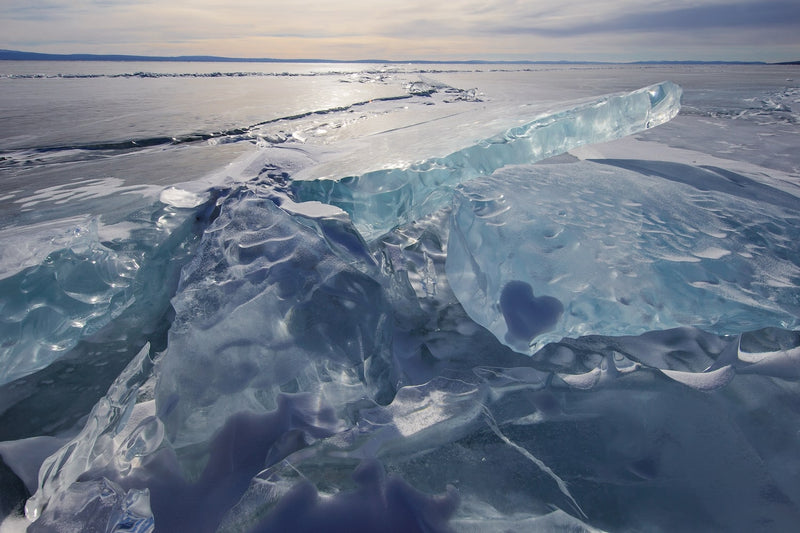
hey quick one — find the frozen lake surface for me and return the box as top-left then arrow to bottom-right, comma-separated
1,62 -> 799,532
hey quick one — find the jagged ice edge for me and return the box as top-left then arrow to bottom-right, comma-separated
293,81 -> 682,241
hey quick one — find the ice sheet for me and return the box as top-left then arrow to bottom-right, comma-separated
2,69 -> 799,533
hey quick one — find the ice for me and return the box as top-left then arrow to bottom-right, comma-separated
446,161 -> 800,353
29,480 -> 153,533
0,194 -> 221,386
293,81 -> 682,241
159,186 -> 209,209
5,73 -> 800,533
152,185 -> 390,456
217,327 -> 800,533
0,437 -> 65,496
24,343 -> 153,523
0,216 -> 98,279
659,364 -> 736,392
0,219 -> 139,386
221,460 -> 460,533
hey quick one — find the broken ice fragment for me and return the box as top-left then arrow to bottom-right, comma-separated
293,81 -> 682,241
446,161 -> 800,354
159,186 -> 208,208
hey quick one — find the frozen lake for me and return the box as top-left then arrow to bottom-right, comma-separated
1,61 -> 799,532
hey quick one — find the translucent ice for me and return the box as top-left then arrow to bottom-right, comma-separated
0,219 -> 139,386
446,161 -> 800,353
293,81 -> 682,241
25,342 -> 153,523
153,186 -> 391,456
11,74 -> 800,533
0,196 -> 218,386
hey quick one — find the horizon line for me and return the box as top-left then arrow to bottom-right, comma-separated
2,49 -> 797,66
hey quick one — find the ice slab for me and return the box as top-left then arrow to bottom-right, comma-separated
0,195 -> 219,386
153,187 -> 390,455
293,81 -> 682,240
0,219 -> 139,386
446,161 -> 800,353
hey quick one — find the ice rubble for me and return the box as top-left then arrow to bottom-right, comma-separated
7,81 -> 800,532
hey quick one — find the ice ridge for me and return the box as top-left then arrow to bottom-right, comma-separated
15,79 -> 800,533
18,175 -> 800,532
293,81 -> 682,241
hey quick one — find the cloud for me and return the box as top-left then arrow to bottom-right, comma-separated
3,1 -> 69,21
492,1 -> 800,37
0,0 -> 798,61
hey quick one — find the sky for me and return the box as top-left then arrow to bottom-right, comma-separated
1,0 -> 798,62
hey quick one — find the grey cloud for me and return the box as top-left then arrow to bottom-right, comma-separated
4,3 -> 69,21
493,1 -> 800,36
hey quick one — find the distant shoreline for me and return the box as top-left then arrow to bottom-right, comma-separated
2,49 -> 794,65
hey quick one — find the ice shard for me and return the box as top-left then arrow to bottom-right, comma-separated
152,187 -> 391,457
293,81 -> 682,241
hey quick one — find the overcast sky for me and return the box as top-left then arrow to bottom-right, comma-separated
1,0 -> 798,62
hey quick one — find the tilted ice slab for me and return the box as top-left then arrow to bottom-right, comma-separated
293,81 -> 682,241
446,162 -> 800,353
0,196 -> 219,386
0,218 -> 139,386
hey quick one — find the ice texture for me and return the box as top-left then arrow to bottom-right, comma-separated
446,162 -> 800,352
0,196 -> 218,386
153,185 -> 390,455
19,182 -> 800,532
24,342 -> 154,523
8,75 -> 800,533
293,81 -> 682,241
0,219 -> 139,385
